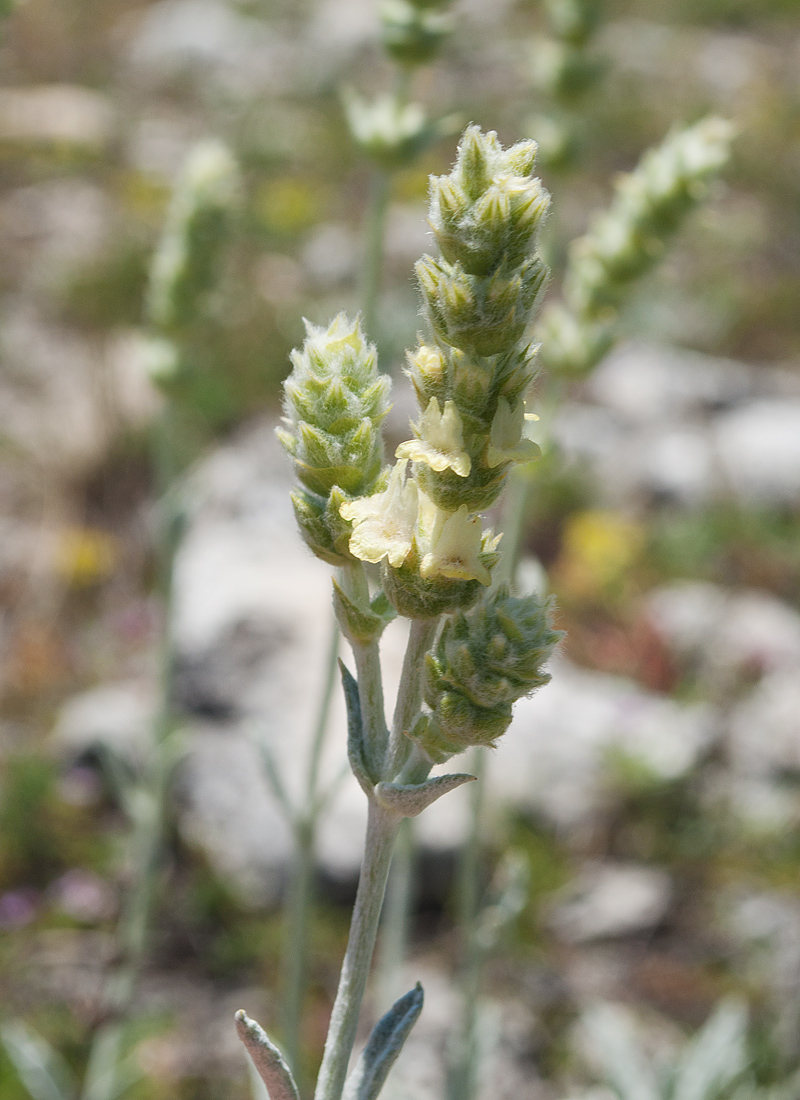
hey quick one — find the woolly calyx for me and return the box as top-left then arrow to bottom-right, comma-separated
147,140 -> 239,335
279,314 -> 391,564
409,587 -> 563,762
417,254 -> 548,359
402,126 -> 549,514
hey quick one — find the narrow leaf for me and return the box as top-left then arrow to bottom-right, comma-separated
256,738 -> 295,819
672,1000 -> 748,1100
580,1004 -> 660,1100
342,984 -> 424,1100
375,774 -> 475,818
234,1012 -> 300,1100
0,1021 -> 75,1100
340,660 -> 374,795
475,849 -> 530,954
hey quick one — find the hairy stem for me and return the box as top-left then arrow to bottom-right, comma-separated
342,562 -> 389,777
314,802 -> 400,1100
377,816 -> 416,1013
387,617 -> 439,778
449,749 -> 487,1100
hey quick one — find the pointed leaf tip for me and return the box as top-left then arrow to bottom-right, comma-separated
234,1011 -> 300,1100
375,773 -> 476,818
342,984 -> 425,1100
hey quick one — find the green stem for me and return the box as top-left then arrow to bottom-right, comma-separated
314,802 -> 400,1100
387,617 -> 438,778
376,816 -> 416,1013
282,615 -> 340,1082
282,819 -> 315,1087
342,563 -> 388,778
359,169 -> 392,340
81,404 -> 179,1100
494,466 -> 531,590
449,749 -> 486,1100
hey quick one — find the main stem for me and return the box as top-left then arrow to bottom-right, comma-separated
449,749 -> 487,1100
314,802 -> 400,1100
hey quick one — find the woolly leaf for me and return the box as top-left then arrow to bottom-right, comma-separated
342,984 -> 424,1100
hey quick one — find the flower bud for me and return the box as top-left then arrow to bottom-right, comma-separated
279,314 -> 391,563
410,587 -> 563,762
147,140 -> 239,335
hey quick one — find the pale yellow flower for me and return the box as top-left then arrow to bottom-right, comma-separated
340,461 -> 418,568
485,397 -> 541,467
397,397 -> 472,477
419,499 -> 493,585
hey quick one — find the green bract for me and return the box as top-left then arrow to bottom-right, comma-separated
278,313 -> 391,565
410,587 -> 563,763
400,125 -> 548,516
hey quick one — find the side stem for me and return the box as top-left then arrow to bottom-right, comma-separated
387,617 -> 438,778
314,802 -> 400,1100
359,169 -> 392,339
341,562 -> 389,777
82,404 -> 179,1100
282,614 -> 340,1082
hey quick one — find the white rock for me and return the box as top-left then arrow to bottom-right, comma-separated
547,862 -> 672,942
0,85 -> 114,149
301,223 -> 358,286
587,343 -> 753,425
646,583 -> 800,675
729,670 -> 800,779
52,681 -> 156,765
125,0 -> 302,95
178,725 -> 295,905
638,424 -> 717,505
487,658 -> 716,832
645,581 -> 729,656
2,179 -> 113,290
552,402 -> 626,465
713,400 -> 800,506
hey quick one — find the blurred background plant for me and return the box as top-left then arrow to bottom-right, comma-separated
0,0 -> 798,1099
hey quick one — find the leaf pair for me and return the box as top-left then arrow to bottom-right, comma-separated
236,984 -> 423,1100
340,661 -> 474,809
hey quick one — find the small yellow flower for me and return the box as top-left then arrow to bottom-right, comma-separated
340,461 -> 418,568
485,397 -> 541,467
397,397 -> 471,477
419,498 -> 494,585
